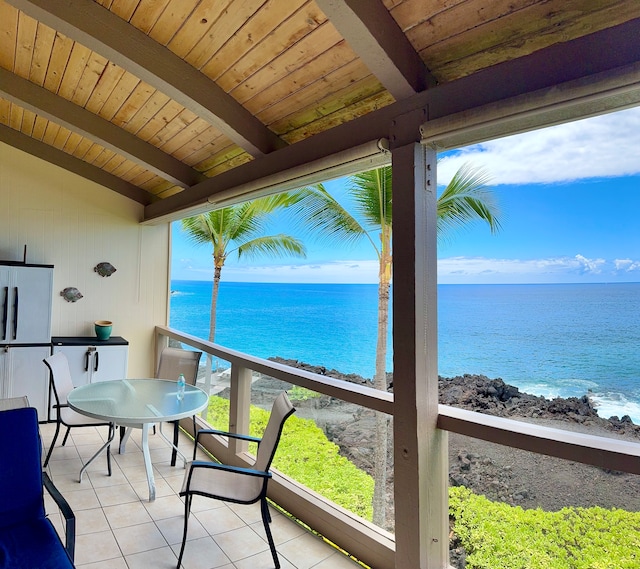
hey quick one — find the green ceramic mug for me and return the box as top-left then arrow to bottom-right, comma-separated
94,320 -> 112,341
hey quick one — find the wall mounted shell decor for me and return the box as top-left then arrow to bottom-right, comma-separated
94,262 -> 117,277
60,287 -> 83,302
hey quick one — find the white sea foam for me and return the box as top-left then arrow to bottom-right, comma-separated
589,391 -> 640,424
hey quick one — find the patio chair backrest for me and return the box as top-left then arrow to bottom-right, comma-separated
43,352 -> 75,406
255,391 -> 295,473
0,407 -> 45,528
156,347 -> 202,385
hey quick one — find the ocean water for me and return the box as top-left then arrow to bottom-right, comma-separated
169,281 -> 640,423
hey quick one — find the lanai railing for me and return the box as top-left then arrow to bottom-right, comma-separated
155,325 -> 640,569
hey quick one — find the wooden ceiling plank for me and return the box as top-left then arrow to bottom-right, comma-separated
126,90 -> 172,136
0,3 -> 19,71
147,0 -> 200,46
316,0 -> 435,98
130,0 -> 171,34
135,98 -> 184,142
166,0 -> 232,59
84,62 -> 126,114
71,52 -> 110,108
110,81 -> 156,128
389,0 -> 478,36
199,0 -> 307,82
148,107 -> 198,147
404,0 -> 537,53
0,100 -> 10,124
185,0 -> 266,71
20,107 -> 36,135
420,0 -> 632,74
31,113 -> 46,140
215,3 -> 327,93
57,42 -> 92,100
119,162 -> 145,182
431,3 -> 640,81
202,152 -> 252,178
0,69 -> 205,187
29,23 -> 56,86
185,134 -> 236,168
9,103 -> 23,131
266,71 -> 385,134
95,70 -> 141,120
70,135 -> 94,160
244,41 -> 358,117
194,141 -> 246,171
41,121 -> 60,145
109,0 -> 139,21
102,152 -> 128,173
7,0 -> 286,155
43,32 -> 74,94
51,124 -> 72,149
14,11 -> 37,79
280,90 -> 393,144
256,58 -> 370,126
157,116 -> 211,155
62,131 -> 84,154
91,147 -> 116,168
0,122 -> 154,203
172,124 -> 222,162
228,22 -> 345,106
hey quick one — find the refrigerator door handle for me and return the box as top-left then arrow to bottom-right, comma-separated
1,287 -> 7,341
84,350 -> 90,372
12,286 -> 18,340
94,351 -> 99,372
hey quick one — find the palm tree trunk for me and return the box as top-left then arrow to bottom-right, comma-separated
372,252 -> 391,527
209,265 -> 222,343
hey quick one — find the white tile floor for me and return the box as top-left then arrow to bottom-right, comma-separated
41,422 -> 362,569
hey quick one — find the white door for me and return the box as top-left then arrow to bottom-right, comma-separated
51,345 -> 91,387
1,345 -> 51,421
91,345 -> 129,382
12,266 -> 53,344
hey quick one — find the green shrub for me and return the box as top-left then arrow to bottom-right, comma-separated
205,396 -> 374,520
449,486 -> 640,568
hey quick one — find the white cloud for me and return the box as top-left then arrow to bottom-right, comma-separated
211,260 -> 379,284
437,255 -> 639,284
437,107 -> 640,186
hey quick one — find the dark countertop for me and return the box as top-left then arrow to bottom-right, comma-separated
51,336 -> 128,346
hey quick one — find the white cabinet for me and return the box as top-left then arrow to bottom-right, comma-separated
0,345 -> 51,421
51,337 -> 129,387
0,264 -> 53,344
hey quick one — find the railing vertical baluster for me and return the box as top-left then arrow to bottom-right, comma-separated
228,364 -> 252,458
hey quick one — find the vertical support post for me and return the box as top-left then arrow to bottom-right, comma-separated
392,142 -> 448,568
228,364 -> 252,457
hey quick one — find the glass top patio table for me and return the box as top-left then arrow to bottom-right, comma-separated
67,379 -> 208,501
67,378 -> 208,426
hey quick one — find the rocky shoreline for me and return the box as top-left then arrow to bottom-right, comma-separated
266,358 -> 640,512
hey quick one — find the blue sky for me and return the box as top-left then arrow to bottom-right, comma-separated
172,106 -> 640,285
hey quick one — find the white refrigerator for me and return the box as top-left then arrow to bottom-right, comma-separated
0,262 -> 53,420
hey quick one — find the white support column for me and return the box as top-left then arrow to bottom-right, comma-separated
392,142 -> 449,568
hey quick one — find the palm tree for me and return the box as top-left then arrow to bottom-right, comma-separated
181,193 -> 308,344
295,162 -> 501,527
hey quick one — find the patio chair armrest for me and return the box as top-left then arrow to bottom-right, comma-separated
43,472 -> 76,561
196,428 -> 261,445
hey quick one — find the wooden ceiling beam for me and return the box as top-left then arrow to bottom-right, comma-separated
0,69 -> 205,189
0,124 -> 154,205
316,0 -> 436,99
144,17 -> 640,222
6,0 -> 287,156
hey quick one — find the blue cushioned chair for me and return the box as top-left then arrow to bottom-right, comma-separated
0,406 -> 76,568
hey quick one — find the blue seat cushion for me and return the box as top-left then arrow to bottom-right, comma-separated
0,517 -> 74,569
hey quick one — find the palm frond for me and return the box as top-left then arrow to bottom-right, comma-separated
437,163 -> 501,241
348,166 -> 392,227
236,234 -> 306,260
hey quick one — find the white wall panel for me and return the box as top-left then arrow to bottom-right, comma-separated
0,141 -> 169,378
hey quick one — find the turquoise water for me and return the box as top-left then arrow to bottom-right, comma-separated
169,281 -> 640,422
